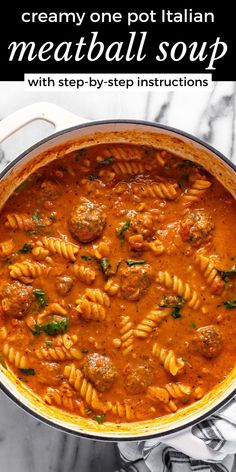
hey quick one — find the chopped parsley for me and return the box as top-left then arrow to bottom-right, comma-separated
98,157 -> 115,166
93,414 -> 105,424
19,368 -> 35,376
191,322 -> 197,329
218,266 -> 236,282
99,257 -> 112,278
126,260 -> 146,267
45,340 -> 52,347
32,209 -> 40,223
117,220 -> 131,240
33,317 -> 69,336
33,288 -> 48,307
222,298 -> 236,309
15,181 -> 28,194
80,255 -> 94,261
159,295 -> 185,319
17,242 -> 33,254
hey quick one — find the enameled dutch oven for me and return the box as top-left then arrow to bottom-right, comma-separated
0,102 -> 236,444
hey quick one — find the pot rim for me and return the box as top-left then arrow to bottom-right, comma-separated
0,117 -> 236,441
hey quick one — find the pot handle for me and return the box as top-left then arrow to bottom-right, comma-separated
0,102 -> 88,143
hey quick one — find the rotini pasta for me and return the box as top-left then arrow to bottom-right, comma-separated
5,213 -> 36,231
98,144 -> 144,161
64,364 -> 107,412
152,342 -> 185,376
38,237 -> 79,261
76,298 -> 106,321
140,182 -> 178,200
73,263 -> 96,285
156,271 -> 200,310
112,161 -> 149,175
35,345 -> 82,361
8,261 -> 48,284
134,308 -> 170,338
3,343 -> 28,369
32,246 -> 49,260
92,240 -> 110,259
182,175 -> 211,202
107,401 -> 136,420
37,303 -> 67,324
148,239 -> 165,256
83,288 -> 110,307
104,279 -> 120,296
195,254 -> 224,294
120,315 -> 134,355
147,386 -> 177,412
44,387 -> 74,410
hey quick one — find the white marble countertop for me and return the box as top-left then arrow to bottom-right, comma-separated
0,81 -> 236,472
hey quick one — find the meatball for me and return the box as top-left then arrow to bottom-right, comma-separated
1,281 -> 34,317
41,180 -> 59,200
82,353 -> 118,392
120,264 -> 151,301
192,325 -> 223,358
132,213 -> 155,239
180,210 -> 214,245
124,365 -> 154,394
55,275 -> 73,296
68,201 -> 106,243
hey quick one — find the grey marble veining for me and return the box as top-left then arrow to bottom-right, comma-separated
0,81 -> 236,472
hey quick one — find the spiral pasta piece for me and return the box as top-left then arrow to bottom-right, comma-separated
195,254 -> 224,294
165,382 -> 192,399
32,246 -> 49,260
0,326 -> 8,341
76,298 -> 106,321
9,261 -> 47,283
92,240 -> 110,259
4,213 -> 35,231
156,271 -> 200,310
134,308 -> 170,338
104,279 -> 120,296
39,237 -> 79,261
3,343 -> 28,369
73,264 -> 96,285
141,182 -> 178,200
36,346 -> 82,361
84,288 -> 110,307
112,161 -> 148,175
107,401 -> 135,420
147,386 -> 177,413
182,176 -> 211,202
148,239 -> 165,256
98,145 -> 145,161
120,315 -> 134,355
44,387 -> 74,410
152,343 -> 185,376
64,364 -> 107,412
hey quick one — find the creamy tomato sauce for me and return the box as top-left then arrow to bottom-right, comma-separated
0,144 -> 236,423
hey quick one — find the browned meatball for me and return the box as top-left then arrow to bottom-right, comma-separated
1,281 -> 34,317
82,353 -> 118,392
120,264 -> 151,301
180,210 -> 214,245
132,213 -> 155,239
192,325 -> 223,358
55,275 -> 73,296
124,365 -> 154,394
68,201 -> 106,243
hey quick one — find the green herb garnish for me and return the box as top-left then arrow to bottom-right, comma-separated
33,317 -> 69,336
88,175 -> 98,181
218,266 -> 236,282
222,298 -> 236,309
98,157 -> 115,166
191,322 -> 197,329
126,260 -> 146,267
45,340 -> 52,347
32,209 -> 40,223
75,149 -> 86,160
33,288 -> 48,307
80,255 -> 95,261
15,181 -> 28,194
160,295 -> 185,319
117,220 -> 131,240
19,368 -> 35,375
18,377 -> 28,382
93,415 -> 105,424
17,242 -> 33,254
